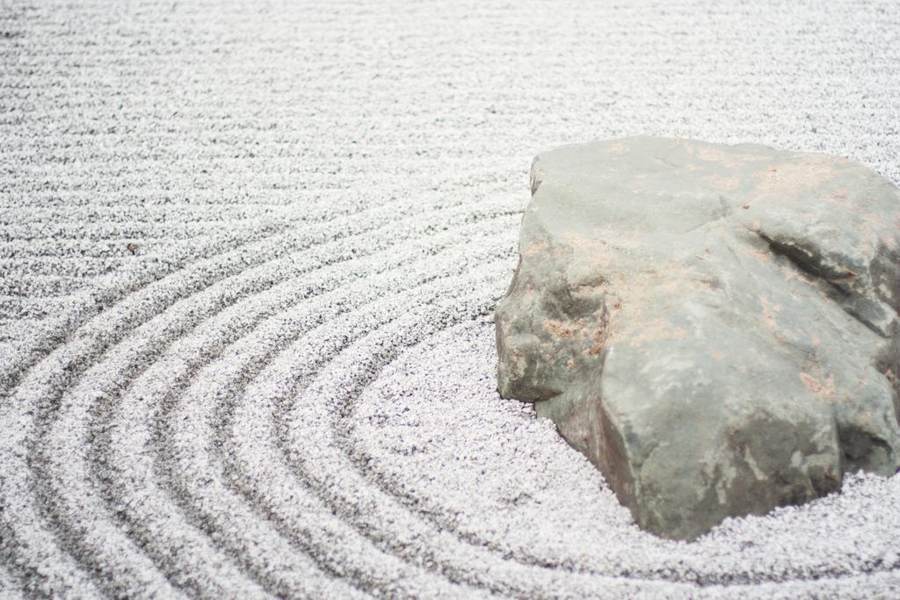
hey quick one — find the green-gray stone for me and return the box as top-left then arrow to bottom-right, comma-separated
495,136 -> 900,541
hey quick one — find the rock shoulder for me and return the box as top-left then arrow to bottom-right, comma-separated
496,136 -> 900,540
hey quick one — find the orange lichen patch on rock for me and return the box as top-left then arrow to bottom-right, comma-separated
799,371 -> 836,399
760,297 -> 781,330
753,160 -> 837,196
543,319 -> 577,338
826,189 -> 852,207
586,329 -> 608,356
542,315 -> 612,358
688,143 -> 752,169
606,141 -> 628,155
522,240 -> 550,257
562,232 -> 611,252
571,276 -> 607,294
586,310 -> 611,356
561,233 -> 618,268
747,246 -> 771,263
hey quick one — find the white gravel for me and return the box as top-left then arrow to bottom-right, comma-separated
1,0 -> 899,598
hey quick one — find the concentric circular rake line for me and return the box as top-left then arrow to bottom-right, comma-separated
38,344 -> 267,595
339,320 -> 696,582
102,221 -> 512,598
282,283 -> 900,594
341,320 -> 703,584
0,180 -> 512,390
0,256 -> 127,278
165,239 -> 516,597
0,355 -> 127,597
0,217 -> 292,243
0,191 -> 518,595
275,283 -> 691,598
3,185 -> 897,597
334,304 -> 900,591
0,190 -> 520,587
166,273 -> 511,596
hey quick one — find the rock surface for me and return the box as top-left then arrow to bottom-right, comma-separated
495,136 -> 900,540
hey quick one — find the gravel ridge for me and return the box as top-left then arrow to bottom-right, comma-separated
1,1 -> 899,597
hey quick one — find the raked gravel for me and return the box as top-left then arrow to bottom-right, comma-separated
1,0 -> 900,598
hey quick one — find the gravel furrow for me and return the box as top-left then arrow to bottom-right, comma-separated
3,1 -> 900,597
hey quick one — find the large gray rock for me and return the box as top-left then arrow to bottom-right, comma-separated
496,136 -> 900,540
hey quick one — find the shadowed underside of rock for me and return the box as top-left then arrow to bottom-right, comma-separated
495,136 -> 900,540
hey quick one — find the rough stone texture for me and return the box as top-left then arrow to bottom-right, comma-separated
496,136 -> 900,541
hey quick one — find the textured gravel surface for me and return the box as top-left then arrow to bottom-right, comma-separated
1,1 -> 900,598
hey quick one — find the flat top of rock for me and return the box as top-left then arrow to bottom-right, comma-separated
532,136 -> 896,252
526,136 -> 899,337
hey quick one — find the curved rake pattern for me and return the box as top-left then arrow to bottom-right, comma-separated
2,1 -> 900,598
